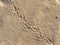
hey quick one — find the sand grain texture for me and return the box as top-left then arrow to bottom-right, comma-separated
0,0 -> 60,45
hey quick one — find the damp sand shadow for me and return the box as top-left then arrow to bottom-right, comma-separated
1,0 -> 11,4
